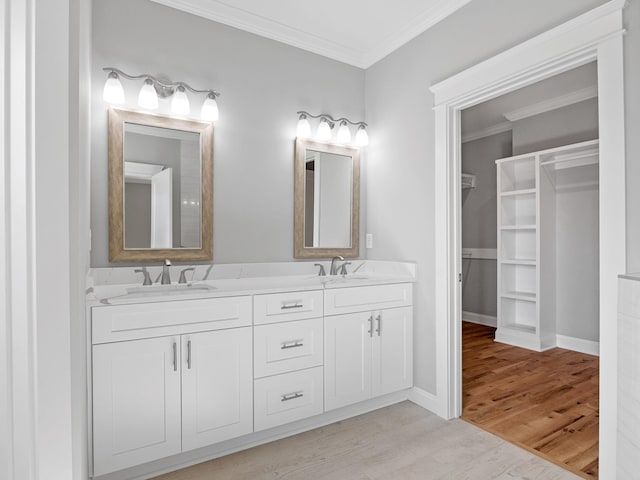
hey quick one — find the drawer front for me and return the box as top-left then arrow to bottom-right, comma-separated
92,296 -> 252,344
254,367 -> 324,432
324,283 -> 413,316
254,290 -> 323,325
254,318 -> 323,378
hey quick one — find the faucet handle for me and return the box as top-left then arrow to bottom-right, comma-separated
178,267 -> 196,284
134,267 -> 152,286
314,263 -> 326,277
340,262 -> 352,276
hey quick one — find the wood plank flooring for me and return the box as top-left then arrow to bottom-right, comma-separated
153,401 -> 580,480
461,321 -> 599,479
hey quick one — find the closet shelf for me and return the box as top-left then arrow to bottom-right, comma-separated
500,225 -> 536,231
501,323 -> 536,334
501,259 -> 536,266
500,188 -> 536,197
501,291 -> 537,302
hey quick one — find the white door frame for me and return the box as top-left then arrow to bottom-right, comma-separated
430,1 -> 626,478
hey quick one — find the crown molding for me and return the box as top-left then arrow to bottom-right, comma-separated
362,0 -> 473,67
151,0 -> 366,66
504,85 -> 598,121
462,121 -> 512,144
150,0 -> 472,69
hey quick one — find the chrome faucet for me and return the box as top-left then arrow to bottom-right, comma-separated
330,256 -> 345,276
161,259 -> 172,285
178,267 -> 195,284
314,263 -> 326,276
134,267 -> 152,286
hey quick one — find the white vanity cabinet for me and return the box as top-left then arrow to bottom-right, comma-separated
324,284 -> 413,411
253,290 -> 324,432
90,296 -> 253,476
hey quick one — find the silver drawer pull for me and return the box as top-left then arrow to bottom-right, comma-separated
172,342 -> 177,372
281,340 -> 304,350
281,391 -> 304,402
281,302 -> 303,310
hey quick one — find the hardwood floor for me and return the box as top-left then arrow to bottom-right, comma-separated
153,401 -> 579,480
461,321 -> 599,479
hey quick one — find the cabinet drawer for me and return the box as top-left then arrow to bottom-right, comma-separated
254,290 -> 323,325
254,318 -> 323,378
92,296 -> 252,344
324,283 -> 412,316
254,367 -> 323,432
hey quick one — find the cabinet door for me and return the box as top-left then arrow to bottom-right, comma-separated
181,327 -> 253,451
92,336 -> 181,476
324,312 -> 373,411
372,307 -> 413,397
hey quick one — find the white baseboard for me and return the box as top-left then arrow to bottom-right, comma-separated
462,311 -> 497,328
556,334 -> 599,356
408,387 -> 446,418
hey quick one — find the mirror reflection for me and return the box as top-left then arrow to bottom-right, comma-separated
304,149 -> 353,248
294,139 -> 359,259
123,123 -> 201,249
108,108 -> 213,263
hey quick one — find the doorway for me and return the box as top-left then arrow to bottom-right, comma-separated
430,5 -> 625,478
457,63 -> 600,478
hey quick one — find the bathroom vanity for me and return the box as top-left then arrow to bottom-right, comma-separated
86,261 -> 415,478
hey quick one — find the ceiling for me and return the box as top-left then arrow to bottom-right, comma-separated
150,0 -> 473,68
461,62 -> 598,142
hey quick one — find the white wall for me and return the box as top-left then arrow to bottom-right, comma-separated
90,0 -> 365,266
364,0 -> 609,393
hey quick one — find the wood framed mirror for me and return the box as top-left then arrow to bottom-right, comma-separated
108,108 -> 213,262
294,138 -> 359,259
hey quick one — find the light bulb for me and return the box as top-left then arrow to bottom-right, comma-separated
138,79 -> 158,109
336,121 -> 351,143
317,119 -> 332,141
296,115 -> 311,138
171,86 -> 190,115
201,94 -> 219,122
355,126 -> 369,146
103,72 -> 125,104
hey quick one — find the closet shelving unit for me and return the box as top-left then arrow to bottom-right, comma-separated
495,139 -> 599,351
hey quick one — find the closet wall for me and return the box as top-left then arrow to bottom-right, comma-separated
461,131 -> 512,324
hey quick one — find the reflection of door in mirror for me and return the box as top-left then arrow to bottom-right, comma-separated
304,150 -> 353,248
123,123 -> 201,249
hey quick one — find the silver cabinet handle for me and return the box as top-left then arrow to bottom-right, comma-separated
172,342 -> 177,372
376,314 -> 381,336
367,315 -> 373,337
281,391 -> 304,402
281,302 -> 303,310
281,340 -> 304,350
187,340 -> 192,369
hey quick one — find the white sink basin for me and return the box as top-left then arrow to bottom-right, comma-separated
126,283 -> 216,296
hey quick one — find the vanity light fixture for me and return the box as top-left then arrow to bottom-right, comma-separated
317,118 -> 333,141
102,67 -> 220,122
296,113 -> 312,138
295,111 -> 368,146
336,121 -> 352,143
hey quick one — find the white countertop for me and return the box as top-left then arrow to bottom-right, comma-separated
87,261 -> 417,306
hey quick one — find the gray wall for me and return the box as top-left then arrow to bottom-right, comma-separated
625,0 -> 640,273
461,131 -> 512,318
512,98 -> 599,155
91,0 -> 365,266
364,0 -> 609,393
